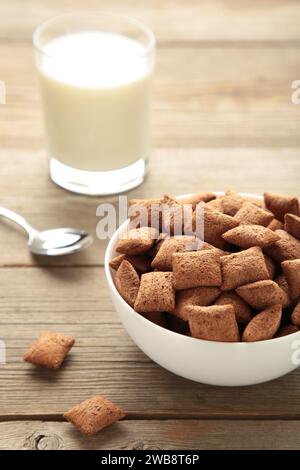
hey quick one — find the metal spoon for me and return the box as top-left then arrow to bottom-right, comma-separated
0,206 -> 93,256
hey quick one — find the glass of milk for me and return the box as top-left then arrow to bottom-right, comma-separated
33,13 -> 155,195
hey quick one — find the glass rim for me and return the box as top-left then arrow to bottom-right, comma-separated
32,11 -> 156,62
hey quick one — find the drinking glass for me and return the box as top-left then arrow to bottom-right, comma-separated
33,12 -> 155,195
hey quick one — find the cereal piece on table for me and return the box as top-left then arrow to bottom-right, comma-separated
234,202 -> 274,227
221,247 -> 269,291
116,227 -> 158,255
140,312 -> 168,328
167,314 -> 189,334
151,235 -> 198,271
176,191 -> 216,209
268,218 -> 284,231
23,331 -> 75,370
187,305 -> 239,342
222,224 -> 280,249
284,213 -> 300,240
109,254 -> 151,274
134,272 -> 175,312
197,206 -> 239,249
242,305 -> 282,342
274,273 -> 292,306
214,291 -> 252,324
172,250 -> 222,290
282,259 -> 300,300
236,280 -> 289,310
264,192 -> 299,222
64,396 -> 125,436
276,324 -> 299,337
264,255 -> 276,279
115,260 -> 140,308
264,229 -> 300,262
172,286 -> 221,321
291,302 -> 300,327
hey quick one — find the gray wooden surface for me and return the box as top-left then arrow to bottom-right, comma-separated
0,0 -> 299,450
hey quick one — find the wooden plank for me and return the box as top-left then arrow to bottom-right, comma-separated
1,0 -> 299,452
1,419 -> 300,450
3,43 -> 300,85
1,43 -> 300,149
1,267 -> 300,417
0,0 -> 300,42
2,109 -> 299,149
0,148 -> 299,267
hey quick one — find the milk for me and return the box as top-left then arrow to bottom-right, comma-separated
37,31 -> 152,172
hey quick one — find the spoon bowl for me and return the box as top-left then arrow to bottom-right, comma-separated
29,228 -> 93,256
0,206 -> 93,256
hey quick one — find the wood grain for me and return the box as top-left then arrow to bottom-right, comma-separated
1,419 -> 300,450
1,0 -> 300,451
1,266 -> 300,418
0,148 -> 299,266
1,0 -> 300,42
1,43 -> 300,150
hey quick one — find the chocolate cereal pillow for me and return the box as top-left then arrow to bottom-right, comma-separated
112,189 -> 300,343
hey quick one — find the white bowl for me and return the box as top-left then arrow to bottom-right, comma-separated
104,192 -> 300,386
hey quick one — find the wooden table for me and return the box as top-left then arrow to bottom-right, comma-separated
0,0 -> 300,450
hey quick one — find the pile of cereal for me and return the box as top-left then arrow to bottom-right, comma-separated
111,190 -> 300,342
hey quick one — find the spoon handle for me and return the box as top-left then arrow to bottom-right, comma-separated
0,206 -> 37,240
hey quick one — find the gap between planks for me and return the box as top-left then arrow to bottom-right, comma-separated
1,37 -> 300,48
0,264 -> 103,268
1,412 -> 300,422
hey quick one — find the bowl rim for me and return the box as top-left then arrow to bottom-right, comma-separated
104,191 -> 300,346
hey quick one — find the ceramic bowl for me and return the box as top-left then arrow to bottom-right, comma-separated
104,193 -> 300,386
